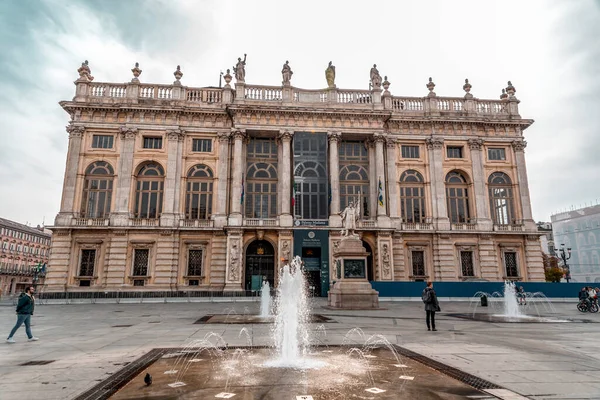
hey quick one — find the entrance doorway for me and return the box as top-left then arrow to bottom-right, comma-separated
245,240 -> 275,291
302,247 -> 322,297
362,240 -> 374,281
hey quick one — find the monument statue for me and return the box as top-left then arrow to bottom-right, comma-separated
339,198 -> 360,238
370,64 -> 382,89
233,54 -> 247,82
281,60 -> 293,85
325,61 -> 336,88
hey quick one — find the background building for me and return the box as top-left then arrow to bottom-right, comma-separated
552,205 -> 600,283
537,221 -> 555,255
0,218 -> 51,295
44,60 -> 544,294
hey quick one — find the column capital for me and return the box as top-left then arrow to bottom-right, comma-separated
119,126 -> 138,140
373,132 -> 387,144
511,140 -> 527,152
386,137 -> 398,148
425,136 -> 444,149
278,130 -> 294,141
65,124 -> 85,138
166,129 -> 185,141
467,138 -> 484,150
230,128 -> 247,140
365,138 -> 376,148
217,131 -> 231,142
327,131 -> 341,143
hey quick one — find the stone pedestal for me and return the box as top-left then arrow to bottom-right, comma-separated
328,236 -> 379,309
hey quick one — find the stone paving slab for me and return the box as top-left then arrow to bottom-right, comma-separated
0,300 -> 599,399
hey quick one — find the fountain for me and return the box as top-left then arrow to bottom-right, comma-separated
502,280 -> 523,318
259,280 -> 271,318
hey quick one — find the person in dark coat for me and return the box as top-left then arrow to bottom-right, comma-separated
422,281 -> 440,331
6,285 -> 38,343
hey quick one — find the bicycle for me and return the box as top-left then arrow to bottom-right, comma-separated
577,298 -> 599,313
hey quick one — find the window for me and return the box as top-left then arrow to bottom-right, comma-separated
187,249 -> 203,276
447,146 -> 463,158
488,148 -> 506,161
401,145 -> 420,159
339,141 -> 369,218
185,165 -> 214,219
134,163 -> 164,218
81,161 -> 114,218
460,251 -> 475,276
293,132 -> 328,220
400,170 -> 426,223
411,251 -> 425,277
91,135 -> 114,149
246,138 -> 278,218
192,139 -> 212,152
488,172 -> 514,225
445,171 -> 471,223
143,136 -> 163,149
504,252 -> 519,277
79,249 -> 96,276
133,249 -> 149,276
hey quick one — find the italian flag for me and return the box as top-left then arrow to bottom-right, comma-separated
291,179 -> 296,207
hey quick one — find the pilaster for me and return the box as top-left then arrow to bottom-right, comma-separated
228,129 -> 246,226
214,132 -> 231,227
55,124 -> 85,226
110,126 -> 138,226
426,136 -> 450,231
367,139 -> 377,219
224,229 -> 244,291
160,129 -> 185,227
468,138 -> 493,230
377,232 -> 393,280
512,140 -> 536,230
373,133 -> 390,227
385,137 -> 400,227
278,130 -> 294,227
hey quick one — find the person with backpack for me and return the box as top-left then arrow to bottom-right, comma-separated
6,285 -> 39,343
422,281 -> 440,331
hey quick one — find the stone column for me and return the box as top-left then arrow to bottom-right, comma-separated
214,132 -> 231,227
160,129 -> 185,227
468,138 -> 492,230
328,131 -> 342,227
386,137 -> 400,226
55,124 -> 85,226
367,140 -> 377,219
426,136 -> 450,230
373,133 -> 390,227
228,129 -> 246,226
279,130 -> 294,227
513,140 -> 536,230
110,127 -> 138,226
224,229 -> 244,291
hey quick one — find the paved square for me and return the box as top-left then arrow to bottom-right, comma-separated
0,299 -> 598,399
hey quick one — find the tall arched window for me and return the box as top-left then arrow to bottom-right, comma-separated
185,164 -> 214,219
488,172 -> 514,225
445,171 -> 471,223
81,161 -> 114,218
339,141 -> 369,218
400,170 -> 426,223
246,138 -> 278,218
134,163 -> 164,219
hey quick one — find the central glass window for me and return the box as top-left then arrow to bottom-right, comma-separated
293,132 -> 328,220
339,141 -> 369,218
245,138 -> 278,218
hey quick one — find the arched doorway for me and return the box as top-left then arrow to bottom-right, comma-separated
362,240 -> 374,281
245,240 -> 275,291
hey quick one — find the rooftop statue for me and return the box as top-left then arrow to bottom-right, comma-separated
325,61 -> 336,88
282,60 -> 293,85
370,64 -> 382,89
233,54 -> 247,83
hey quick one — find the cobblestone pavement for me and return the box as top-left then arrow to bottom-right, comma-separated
0,299 -> 598,399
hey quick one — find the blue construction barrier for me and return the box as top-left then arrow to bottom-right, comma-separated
370,281 -> 586,298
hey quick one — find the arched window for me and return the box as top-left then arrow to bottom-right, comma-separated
400,170 -> 426,223
488,172 -> 514,225
185,164 -> 214,219
81,161 -> 114,218
445,171 -> 471,223
134,163 -> 164,219
339,141 -> 369,218
245,138 -> 278,218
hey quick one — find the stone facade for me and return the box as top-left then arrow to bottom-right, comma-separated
0,218 -> 51,295
45,61 -> 544,294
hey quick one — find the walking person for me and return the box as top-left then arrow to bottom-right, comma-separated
422,281 -> 440,331
6,285 -> 38,343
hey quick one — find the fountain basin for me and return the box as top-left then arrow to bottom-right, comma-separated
194,314 -> 333,325
448,313 -> 582,323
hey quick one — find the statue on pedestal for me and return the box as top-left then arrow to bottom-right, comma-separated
282,60 -> 293,85
339,198 -> 360,238
325,61 -> 336,88
370,64 -> 382,89
233,54 -> 247,82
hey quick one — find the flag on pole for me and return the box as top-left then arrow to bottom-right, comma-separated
240,175 -> 245,204
291,179 -> 297,207
328,185 -> 331,206
378,178 -> 384,206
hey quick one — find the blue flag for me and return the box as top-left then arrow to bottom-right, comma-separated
378,178 -> 384,206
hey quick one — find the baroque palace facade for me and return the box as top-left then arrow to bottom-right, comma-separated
45,59 -> 544,295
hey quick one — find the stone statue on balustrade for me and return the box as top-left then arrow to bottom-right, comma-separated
282,60 -> 293,85
325,61 -> 336,88
339,198 -> 360,238
370,64 -> 382,89
233,54 -> 247,83
77,60 -> 94,81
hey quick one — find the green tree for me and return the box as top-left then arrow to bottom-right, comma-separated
543,253 -> 563,282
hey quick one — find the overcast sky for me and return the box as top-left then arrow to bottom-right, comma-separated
0,0 -> 599,226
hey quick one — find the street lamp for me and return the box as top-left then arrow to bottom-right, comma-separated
557,244 -> 572,283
